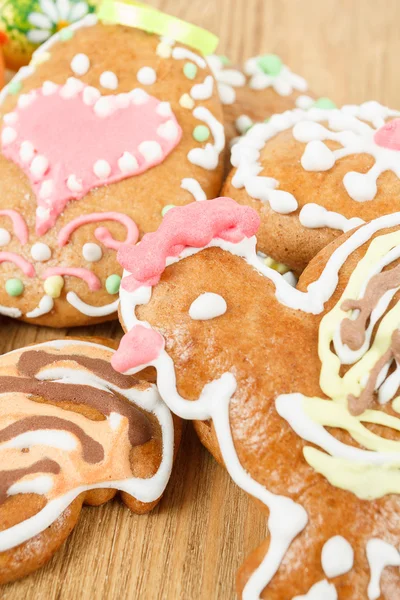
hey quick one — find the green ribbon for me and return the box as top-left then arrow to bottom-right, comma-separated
97,0 -> 219,55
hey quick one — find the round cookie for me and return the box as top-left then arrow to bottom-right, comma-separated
0,336 -> 180,584
113,198 -> 400,599
223,102 -> 400,274
0,0 -> 98,71
207,53 -> 319,144
0,15 -> 225,327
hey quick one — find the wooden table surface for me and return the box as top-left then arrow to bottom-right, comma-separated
1,1 -> 400,598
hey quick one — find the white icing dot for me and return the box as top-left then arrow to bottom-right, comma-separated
343,171 -> 377,202
18,92 -> 36,109
301,140 -> 335,171
236,115 -> 253,135
0,228 -> 11,246
137,66 -> 157,85
139,141 -> 162,163
157,120 -> 179,141
67,174 -> 83,193
3,112 -> 18,125
19,141 -> 35,163
295,95 -> 315,110
93,159 -> 111,179
30,155 -> 49,179
94,97 -> 114,118
115,93 -> 130,109
60,77 -> 84,99
129,88 -> 149,105
189,292 -> 227,320
70,53 -> 90,76
100,71 -> 119,90
42,81 -> 58,96
82,242 -> 102,262
156,102 -> 172,117
156,42 -> 172,58
36,206 -> 50,220
118,151 -> 138,174
1,127 -> 17,146
83,86 -> 101,106
321,536 -> 354,578
39,180 -> 54,199
31,242 -> 52,262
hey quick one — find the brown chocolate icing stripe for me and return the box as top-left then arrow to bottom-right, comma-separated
0,416 -> 104,463
341,263 -> 400,351
18,351 -> 138,389
0,377 -> 152,447
348,329 -> 400,415
0,459 -> 60,504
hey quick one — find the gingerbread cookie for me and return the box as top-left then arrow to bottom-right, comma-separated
0,336 -> 180,584
223,102 -> 400,274
0,14 -> 224,327
207,53 -> 320,145
113,197 -> 400,599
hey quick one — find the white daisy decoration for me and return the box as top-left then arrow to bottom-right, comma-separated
27,0 -> 91,44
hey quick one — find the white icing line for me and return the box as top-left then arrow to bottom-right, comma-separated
172,47 -> 206,68
299,204 -> 365,233
187,107 -> 225,170
366,538 -> 400,600
180,178 -> 207,201
190,75 -> 214,100
66,292 -> 119,317
26,295 -> 54,319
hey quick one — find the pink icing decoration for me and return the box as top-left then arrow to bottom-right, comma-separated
118,197 -> 260,292
58,212 -> 139,250
42,267 -> 101,291
111,325 -> 164,373
2,82 -> 182,236
374,118 -> 400,150
0,210 -> 29,244
0,252 -> 35,276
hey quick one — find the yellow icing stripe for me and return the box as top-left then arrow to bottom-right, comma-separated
97,0 -> 219,55
304,397 -> 400,453
304,447 -> 400,500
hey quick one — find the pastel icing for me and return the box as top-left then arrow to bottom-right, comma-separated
374,118 -> 400,151
1,80 -> 182,235
118,197 -> 260,293
111,325 -> 165,373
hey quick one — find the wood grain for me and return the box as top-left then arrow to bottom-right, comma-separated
1,0 -> 399,598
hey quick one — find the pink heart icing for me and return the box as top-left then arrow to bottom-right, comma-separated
374,118 -> 400,151
1,79 -> 182,236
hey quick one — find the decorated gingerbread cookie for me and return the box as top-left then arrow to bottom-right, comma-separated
113,197 -> 400,599
223,102 -> 400,274
207,53 -> 323,144
0,13 -> 224,327
0,337 -> 179,584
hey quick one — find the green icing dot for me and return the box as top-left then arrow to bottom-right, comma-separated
183,62 -> 198,80
314,97 -> 337,110
219,55 -> 230,66
257,54 -> 283,76
193,125 -> 210,142
5,278 -> 24,297
162,204 -> 175,216
8,81 -> 22,95
105,274 -> 121,295
59,29 -> 74,41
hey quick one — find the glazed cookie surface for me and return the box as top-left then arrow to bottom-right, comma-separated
207,53 -> 315,144
113,198 -> 400,599
0,16 -> 224,327
224,102 -> 400,274
0,336 -> 179,584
